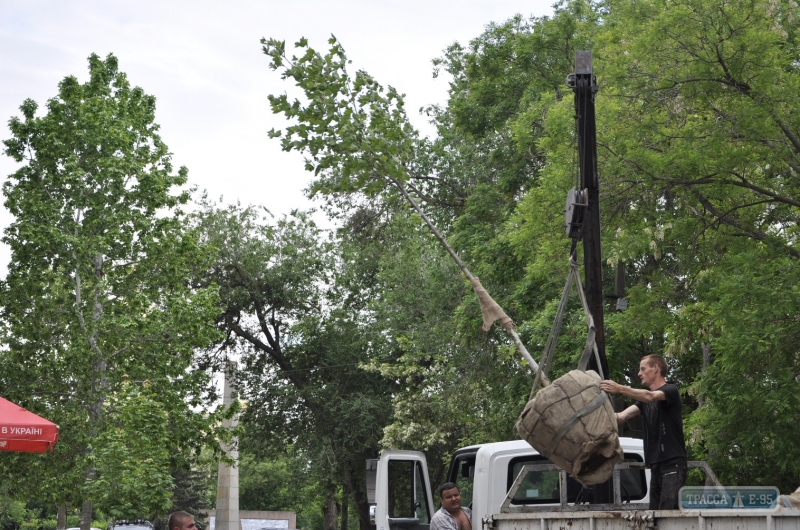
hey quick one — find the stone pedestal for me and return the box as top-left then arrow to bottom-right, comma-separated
216,363 -> 240,530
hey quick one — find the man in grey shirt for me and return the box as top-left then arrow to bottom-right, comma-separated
431,483 -> 471,530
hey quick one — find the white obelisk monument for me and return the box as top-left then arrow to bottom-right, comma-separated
215,362 -> 240,530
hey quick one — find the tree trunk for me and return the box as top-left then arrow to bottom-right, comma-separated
343,464 -> 371,530
323,495 -> 338,530
699,342 -> 711,407
57,504 -> 67,530
80,500 -> 92,530
81,254 -> 106,530
614,261 -> 626,299
340,495 -> 348,530
699,340 -> 718,486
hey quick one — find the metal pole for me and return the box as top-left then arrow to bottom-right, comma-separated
572,51 -> 609,381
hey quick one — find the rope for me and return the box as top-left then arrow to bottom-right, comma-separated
530,247 -> 604,401
531,246 -> 578,398
571,257 -> 604,380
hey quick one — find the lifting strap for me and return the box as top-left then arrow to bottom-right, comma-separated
531,251 -> 604,400
547,388 -> 609,454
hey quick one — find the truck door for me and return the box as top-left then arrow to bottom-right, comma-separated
368,450 -> 434,530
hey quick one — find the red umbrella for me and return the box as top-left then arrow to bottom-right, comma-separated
0,396 -> 59,452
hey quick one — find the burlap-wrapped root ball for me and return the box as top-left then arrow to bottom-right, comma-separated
516,369 -> 623,485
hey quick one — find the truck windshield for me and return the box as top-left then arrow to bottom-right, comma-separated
508,454 -> 647,504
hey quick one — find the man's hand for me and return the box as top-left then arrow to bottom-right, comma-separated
601,379 -> 666,403
600,380 -> 623,394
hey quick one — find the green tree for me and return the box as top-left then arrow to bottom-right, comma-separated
237,448 -> 329,530
592,0 -> 800,490
421,0 -> 800,491
86,382 -> 174,519
0,53 -> 223,523
152,456 -> 216,530
192,202 -> 394,530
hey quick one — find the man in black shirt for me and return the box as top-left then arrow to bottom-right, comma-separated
600,354 -> 687,510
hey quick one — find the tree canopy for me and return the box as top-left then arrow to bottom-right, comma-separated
191,201 -> 396,530
0,53 -> 225,523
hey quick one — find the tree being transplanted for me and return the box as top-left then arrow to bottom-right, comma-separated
0,54 -> 224,525
258,23 -> 592,473
263,35 -> 543,381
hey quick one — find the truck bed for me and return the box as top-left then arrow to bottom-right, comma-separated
487,507 -> 800,530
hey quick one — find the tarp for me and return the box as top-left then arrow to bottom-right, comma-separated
0,396 -> 59,452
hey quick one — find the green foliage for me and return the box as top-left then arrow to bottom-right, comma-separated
192,201 -> 394,530
263,36 -> 417,197
239,452 -> 298,512
0,497 -> 34,530
599,0 -> 800,264
684,251 -> 800,489
238,449 -> 330,530
0,53 -> 224,517
36,518 -> 105,530
150,460 -> 215,530
594,0 -> 800,491
86,381 -> 174,519
260,0 -> 800,495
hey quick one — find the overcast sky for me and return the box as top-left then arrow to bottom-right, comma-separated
0,0 -> 556,273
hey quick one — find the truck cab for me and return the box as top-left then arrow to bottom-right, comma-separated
367,438 -> 650,530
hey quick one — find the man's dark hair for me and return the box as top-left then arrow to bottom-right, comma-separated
642,354 -> 669,378
168,512 -> 193,530
438,482 -> 458,498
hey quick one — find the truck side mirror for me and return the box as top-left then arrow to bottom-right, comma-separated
462,465 -> 475,479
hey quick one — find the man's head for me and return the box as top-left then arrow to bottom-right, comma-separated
438,482 -> 462,514
168,512 -> 196,530
639,354 -> 668,389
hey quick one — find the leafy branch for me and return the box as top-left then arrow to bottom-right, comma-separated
262,36 -> 543,376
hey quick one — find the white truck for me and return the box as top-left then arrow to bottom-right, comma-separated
366,438 -> 800,530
